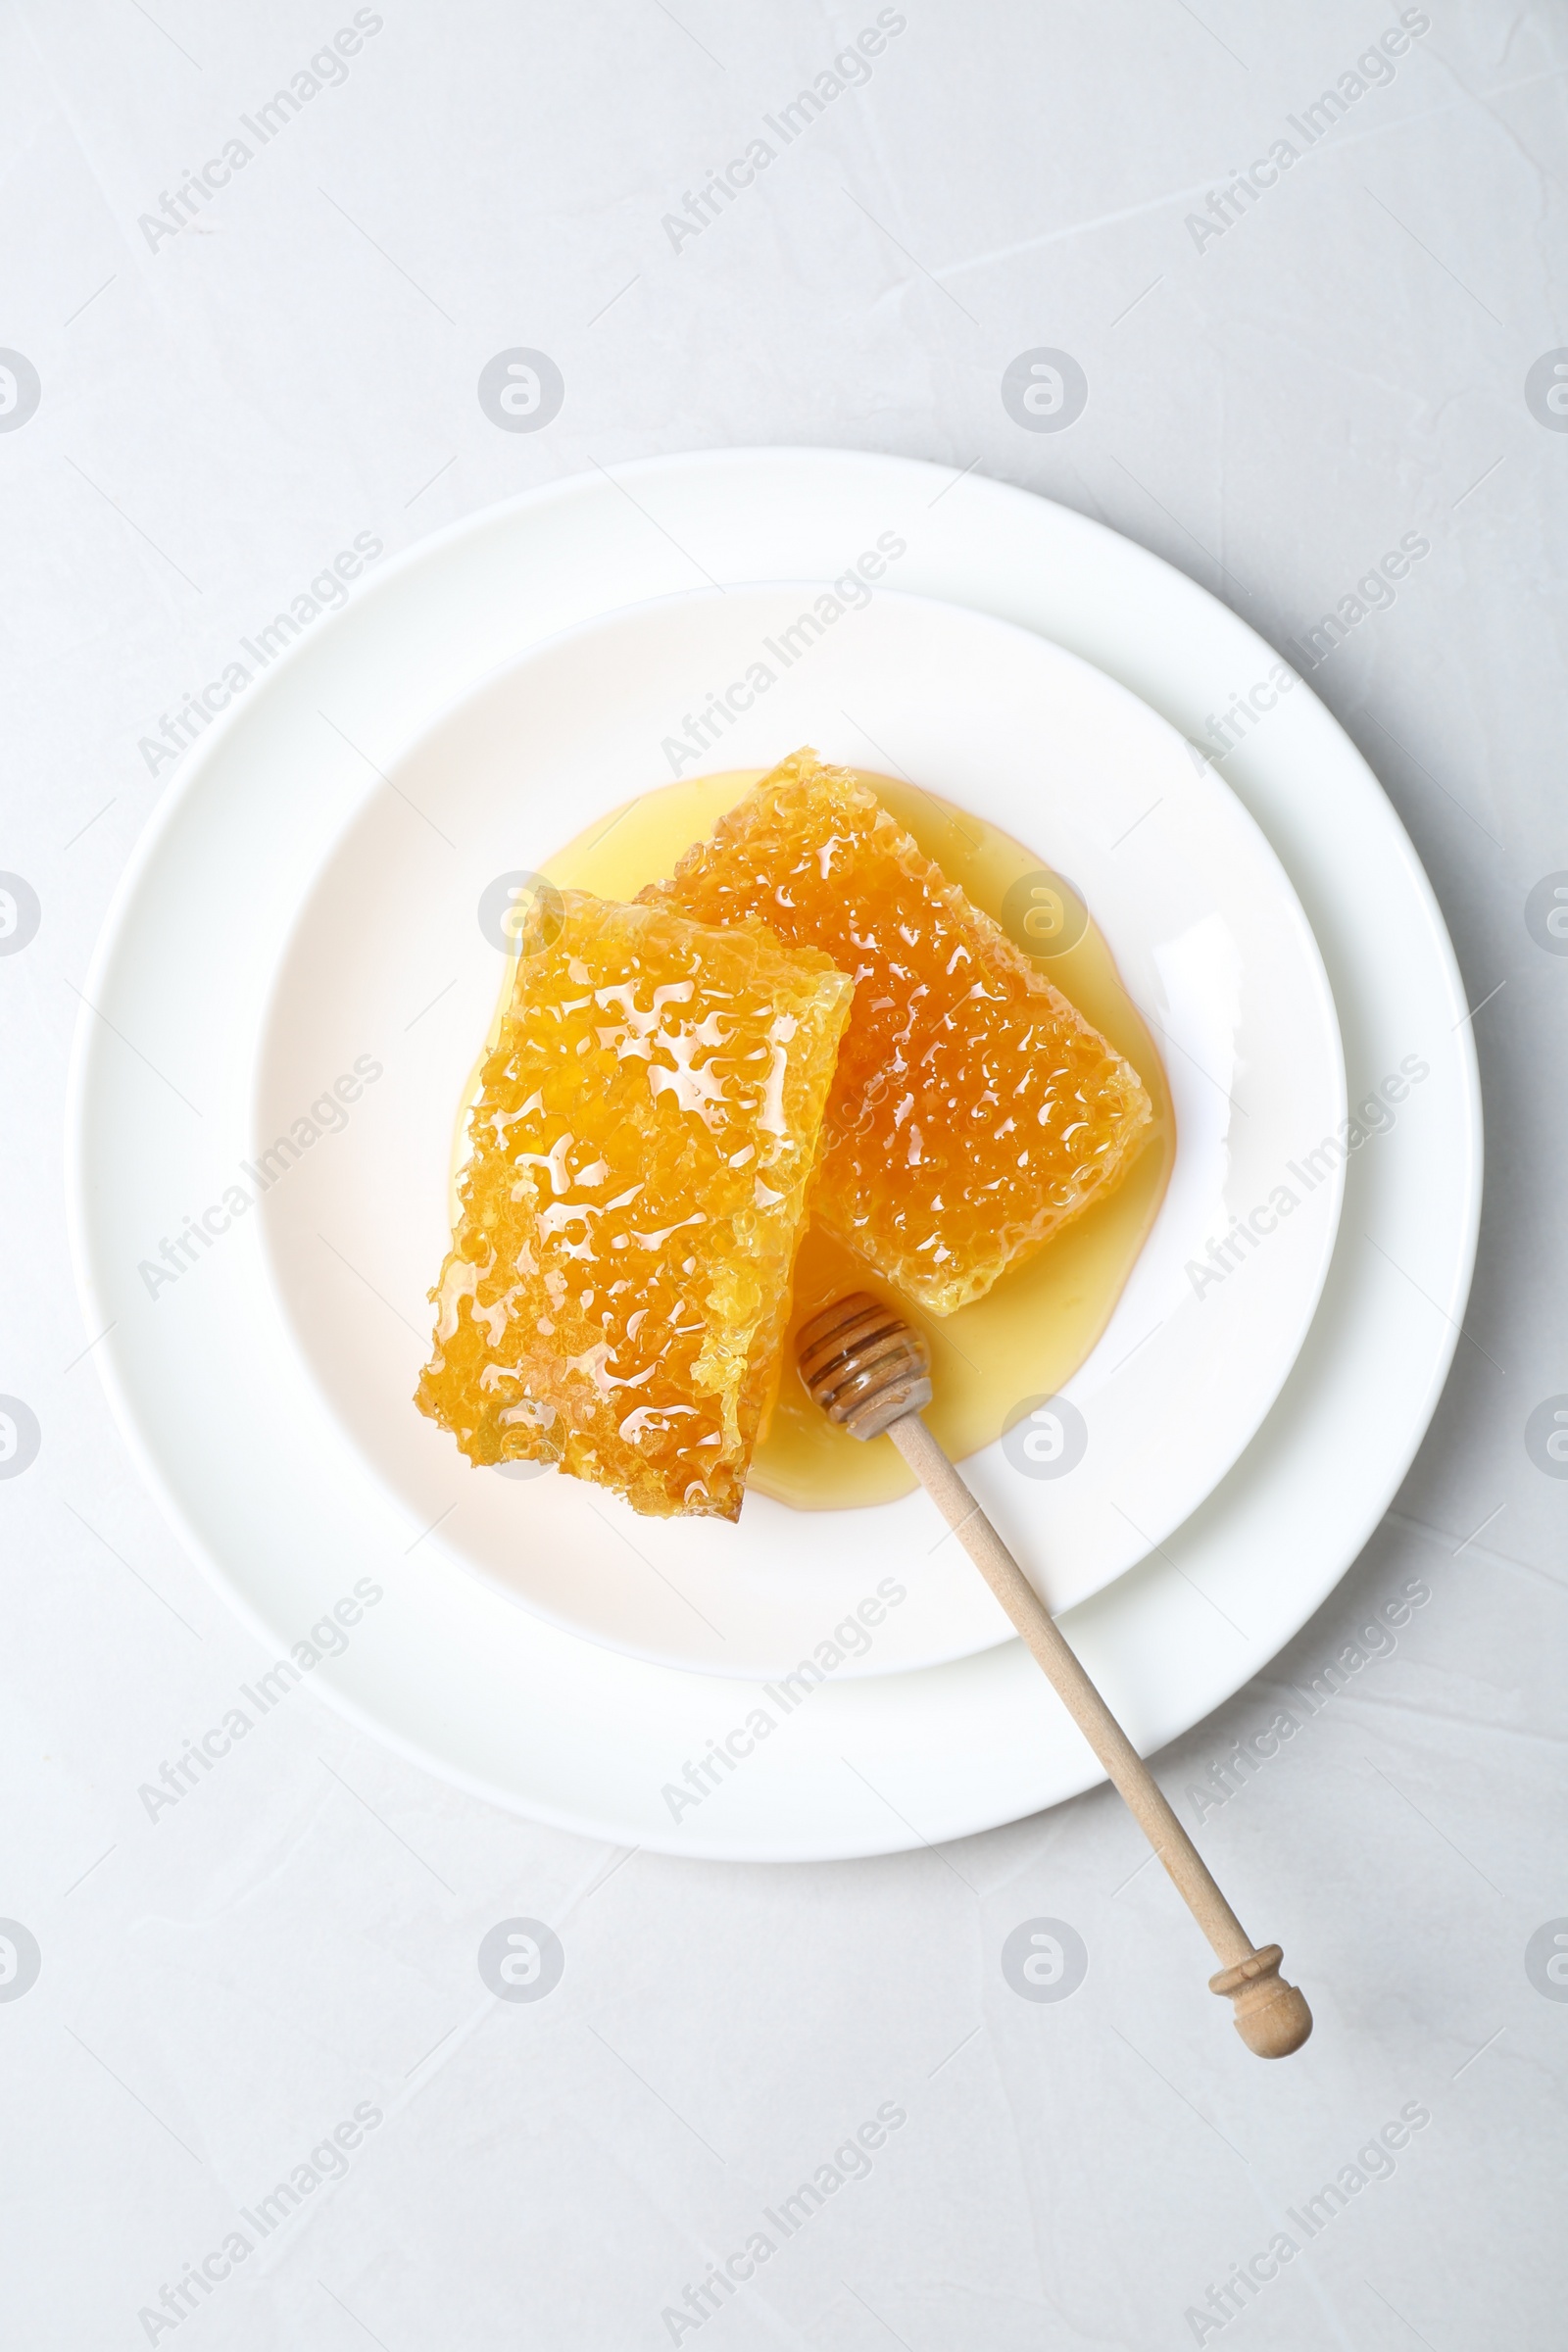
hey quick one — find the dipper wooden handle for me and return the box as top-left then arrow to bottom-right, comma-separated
798,1293 -> 1312,2059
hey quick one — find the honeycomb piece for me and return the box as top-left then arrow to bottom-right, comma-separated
643,750 -> 1152,1315
416,890 -> 853,1519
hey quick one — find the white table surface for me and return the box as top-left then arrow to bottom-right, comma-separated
4,4 -> 1565,2345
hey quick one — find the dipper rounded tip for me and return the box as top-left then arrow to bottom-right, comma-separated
1208,1945 -> 1314,2058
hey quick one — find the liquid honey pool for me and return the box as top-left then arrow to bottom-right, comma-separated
456,770 -> 1173,1512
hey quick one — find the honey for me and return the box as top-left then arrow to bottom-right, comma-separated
529,768 -> 1174,1512
643,752 -> 1153,1315
417,891 -> 852,1518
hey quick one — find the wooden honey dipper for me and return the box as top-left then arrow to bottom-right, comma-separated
797,1292 -> 1312,2059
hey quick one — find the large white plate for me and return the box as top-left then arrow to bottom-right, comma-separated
67,450 -> 1480,1857
251,585 -> 1343,1677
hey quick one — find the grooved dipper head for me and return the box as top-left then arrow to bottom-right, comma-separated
796,1292 -> 933,1442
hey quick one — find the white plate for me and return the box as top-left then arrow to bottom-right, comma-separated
67,450 -> 1479,1857
251,585 -> 1343,1677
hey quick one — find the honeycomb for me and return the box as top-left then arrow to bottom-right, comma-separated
416,890 -> 854,1518
643,750 -> 1153,1314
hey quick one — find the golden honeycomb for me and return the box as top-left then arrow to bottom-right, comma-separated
642,749 -> 1153,1314
416,890 -> 854,1518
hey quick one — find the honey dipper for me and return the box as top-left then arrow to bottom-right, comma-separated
797,1294 -> 1312,2059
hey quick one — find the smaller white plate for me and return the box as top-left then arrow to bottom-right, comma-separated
252,586 -> 1345,1679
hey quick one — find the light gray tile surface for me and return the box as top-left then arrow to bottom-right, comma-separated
3,3 -> 1564,2345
